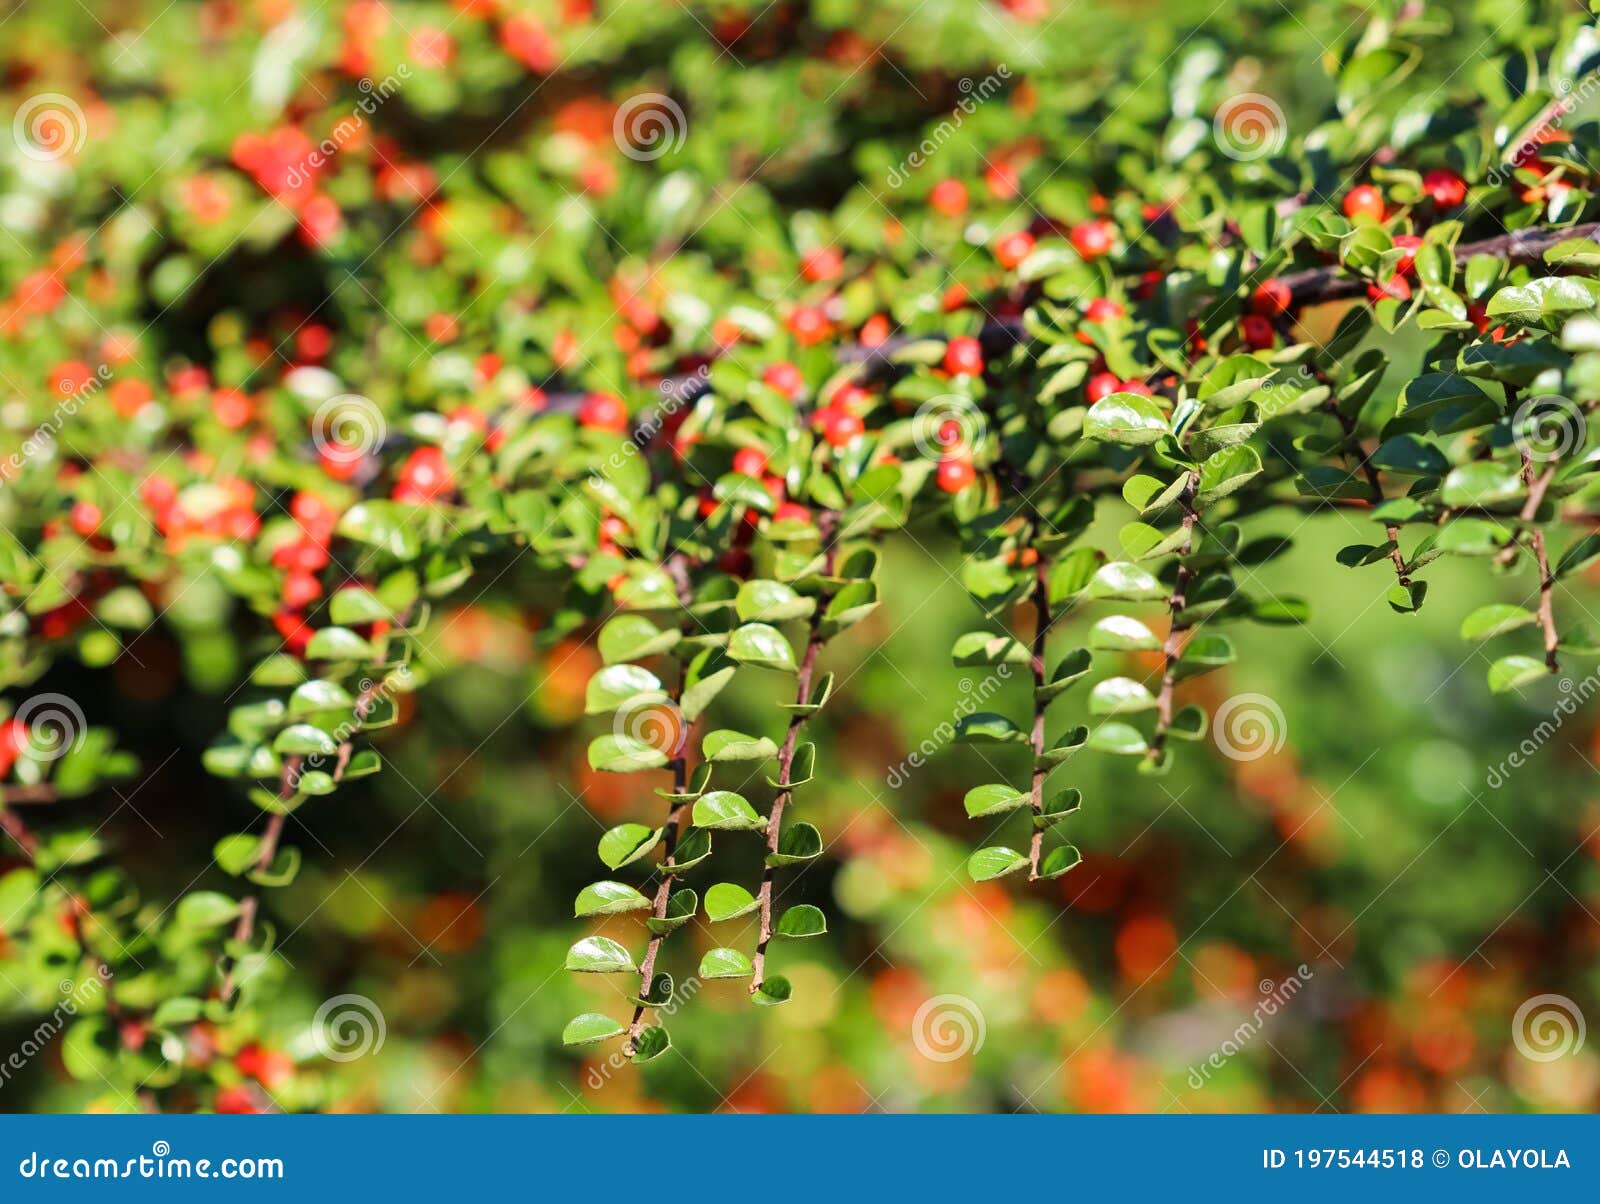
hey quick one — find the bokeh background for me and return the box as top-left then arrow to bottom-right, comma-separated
2,0 -> 1598,1112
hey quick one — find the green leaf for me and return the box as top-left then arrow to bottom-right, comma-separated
1037,648 -> 1093,702
735,580 -> 815,622
175,891 -> 240,929
1197,444 -> 1263,503
702,729 -> 780,762
585,664 -> 665,715
1046,546 -> 1102,605
1038,845 -> 1082,879
1175,634 -> 1236,678
1087,722 -> 1149,756
964,783 -> 1030,818
1439,462 -> 1524,509
1486,276 -> 1600,323
272,723 -> 338,757
1556,533 -> 1600,578
565,936 -> 636,974
328,588 -> 391,625
599,614 -> 680,664
728,623 -> 797,671
305,626 -> 375,661
646,888 -> 698,934
1039,788 -> 1083,827
751,976 -> 793,1006
563,1013 -> 625,1046
1459,604 -> 1538,642
1085,392 -> 1170,445
776,904 -> 827,938
575,880 -> 652,916
1039,725 -> 1089,765
967,846 -> 1029,881
951,631 -> 1031,665
766,822 -> 823,867
628,1026 -> 671,1062
597,823 -> 662,869
667,827 -> 713,872
587,733 -> 670,773
213,834 -> 261,876
1088,561 -> 1166,601
289,679 -> 354,716
1088,676 -> 1157,715
704,882 -> 759,921
1487,654 -> 1550,693
954,712 -> 1027,743
691,791 -> 764,831
681,648 -> 737,721
699,947 -> 754,979
1089,615 -> 1161,651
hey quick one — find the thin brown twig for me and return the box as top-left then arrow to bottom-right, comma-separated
623,552 -> 696,1053
751,511 -> 839,993
1026,553 -> 1050,882
1517,444 -> 1562,674
1148,471 -> 1201,763
0,797 -> 124,1018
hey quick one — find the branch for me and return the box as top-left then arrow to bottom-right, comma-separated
751,512 -> 839,993
1518,445 -> 1562,674
1026,553 -> 1050,882
1280,221 -> 1600,307
1,784 -> 60,806
538,220 -> 1600,420
0,801 -> 39,858
1,797 -> 124,1018
1325,397 -> 1410,589
1148,471 -> 1201,763
624,553 -> 696,1054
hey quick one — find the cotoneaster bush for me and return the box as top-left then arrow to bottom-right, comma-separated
3,0 -> 1600,1111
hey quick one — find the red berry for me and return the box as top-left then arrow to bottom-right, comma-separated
1392,234 -> 1423,276
282,571 -> 322,609
1251,279 -> 1292,317
831,383 -> 871,413
1120,379 -> 1154,396
1070,220 -> 1115,259
578,391 -> 628,432
984,161 -> 1019,200
943,336 -> 984,377
801,247 -> 843,282
994,231 -> 1035,270
937,417 -> 964,450
1368,273 -> 1412,303
1422,169 -> 1467,208
298,194 -> 343,248
762,362 -> 804,399
393,445 -> 454,502
816,407 -> 864,448
1240,314 -> 1275,350
69,501 -> 102,537
1342,184 -> 1386,222
212,389 -> 254,429
929,178 -> 968,217
787,306 -> 831,346
0,718 -> 25,778
774,501 -> 812,523
1083,297 -> 1125,324
214,1086 -> 263,1115
319,442 -> 363,481
732,447 -> 769,477
1085,372 -> 1121,403
936,456 -> 976,493
501,12 -> 556,72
